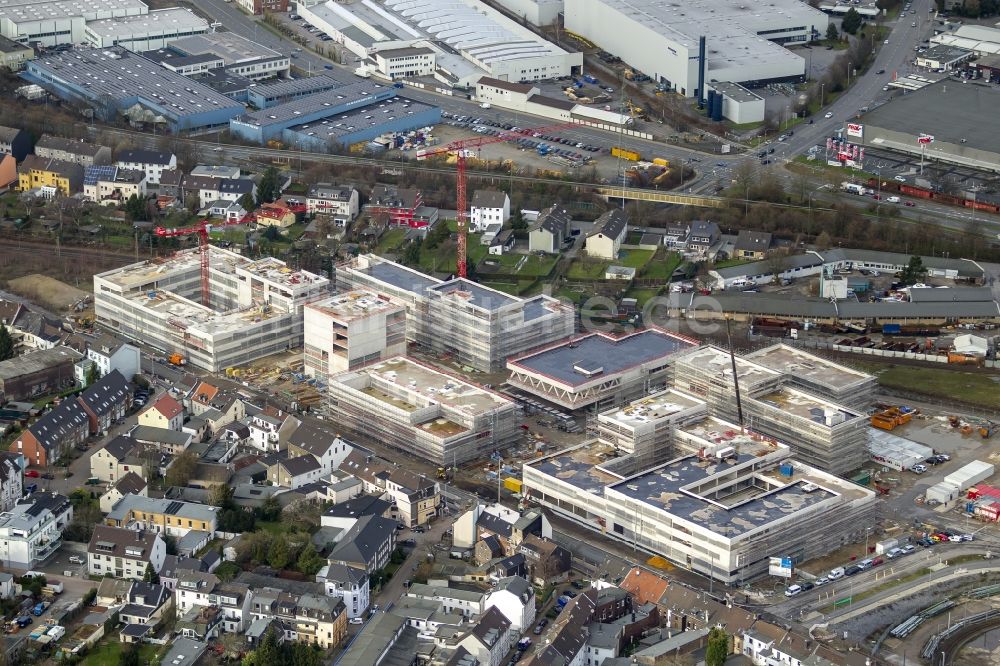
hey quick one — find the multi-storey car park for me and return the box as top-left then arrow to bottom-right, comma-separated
522,412 -> 878,584
744,387 -> 868,476
328,356 -> 519,465
303,290 -> 407,379
505,329 -> 699,410
94,247 -> 328,372
563,0 -> 827,97
744,343 -> 876,411
336,255 -> 574,372
671,346 -> 783,425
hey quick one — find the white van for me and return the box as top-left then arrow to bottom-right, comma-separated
784,584 -> 803,597
828,567 -> 845,580
886,196 -> 901,203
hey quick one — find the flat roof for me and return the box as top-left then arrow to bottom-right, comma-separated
528,441 -> 627,494
286,95 -> 437,141
919,44 -> 973,61
305,290 -> 402,321
0,0 -> 145,25
26,47 -> 243,119
338,356 -> 512,414
168,32 -> 283,64
608,455 -> 838,537
861,81 -> 1000,157
675,414 -> 781,453
85,8 -> 207,38
744,344 -> 871,390
428,278 -> 518,311
599,389 -> 706,428
358,255 -> 442,295
248,73 -> 343,100
238,81 -> 391,128
711,81 -> 763,103
674,345 -> 781,387
751,387 -> 862,425
508,330 -> 698,387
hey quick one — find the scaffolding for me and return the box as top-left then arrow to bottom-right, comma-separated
744,344 -> 877,411
672,346 -> 783,424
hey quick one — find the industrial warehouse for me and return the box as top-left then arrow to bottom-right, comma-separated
335,254 -> 574,371
298,0 -> 581,86
0,0 -> 160,48
563,0 -> 828,96
94,247 -> 328,372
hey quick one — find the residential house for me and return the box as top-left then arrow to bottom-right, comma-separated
77,370 -> 132,435
320,495 -> 394,532
327,514 -> 397,574
287,423 -> 352,477
488,553 -> 527,581
177,604 -> 223,641
585,209 -> 628,260
664,223 -> 690,249
159,554 -> 208,592
452,606 -> 513,666
0,572 -> 14,600
17,155 -> 84,196
0,492 -> 72,568
488,229 -> 515,256
327,470 -> 364,504
0,455 -> 23,512
34,135 -> 111,167
317,563 -> 369,619
82,166 -> 147,205
367,184 -> 425,228
96,577 -> 133,606
0,346 -> 79,403
99,472 -> 148,513
306,183 -> 359,223
181,175 -> 221,208
90,435 -> 148,483
217,178 -> 256,205
87,525 -> 167,580
236,0 -> 289,15
105,495 -> 220,537
250,589 -> 348,649
470,190 -> 510,232
406,583 -> 484,619
116,149 -> 177,185
255,202 -> 296,229
207,200 -> 245,221
742,621 -> 821,666
528,204 -> 571,254
119,581 -> 173,628
85,336 -> 140,381
131,425 -> 193,455
0,125 -> 32,161
519,535 -> 571,586
159,169 -> 183,198
12,399 -> 89,466
484,576 -> 535,631
10,310 -> 67,349
475,535 -> 504,565
174,572 -> 253,633
527,591 -> 599,666
189,384 -> 245,430
340,450 -> 439,527
687,220 -> 720,256
734,230 -> 773,260
160,638 -> 208,666
138,394 -> 185,431
452,504 -> 550,553
268,454 -> 323,489
0,153 -> 15,189
247,407 -> 299,453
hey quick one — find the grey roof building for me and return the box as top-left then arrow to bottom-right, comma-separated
327,514 -> 397,573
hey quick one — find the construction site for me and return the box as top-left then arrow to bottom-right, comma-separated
93,246 -> 329,372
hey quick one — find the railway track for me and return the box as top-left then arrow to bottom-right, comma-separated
0,237 -> 147,264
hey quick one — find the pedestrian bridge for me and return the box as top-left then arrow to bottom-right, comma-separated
595,186 -> 726,208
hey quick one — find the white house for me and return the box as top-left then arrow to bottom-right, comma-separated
453,607 -> 513,666
470,190 -> 510,232
406,583 -> 485,619
484,576 -> 535,632
86,337 -> 141,382
88,525 -> 166,580
0,456 -> 23,513
0,493 -> 73,568
247,409 -> 299,453
174,571 -> 253,633
286,423 -> 352,477
584,209 -> 628,260
137,395 -> 185,431
116,149 -> 177,186
267,454 -> 323,489
306,183 -> 359,223
318,563 -> 370,619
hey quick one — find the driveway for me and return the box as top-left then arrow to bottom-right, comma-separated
377,516 -> 456,608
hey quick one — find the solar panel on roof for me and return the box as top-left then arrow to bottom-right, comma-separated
164,500 -> 184,515
84,165 -> 117,186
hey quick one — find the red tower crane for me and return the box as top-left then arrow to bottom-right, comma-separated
419,122 -> 576,278
153,218 -> 247,307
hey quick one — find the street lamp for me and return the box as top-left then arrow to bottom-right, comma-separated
820,82 -> 825,108
848,61 -> 853,87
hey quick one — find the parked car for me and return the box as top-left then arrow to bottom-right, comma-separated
902,544 -> 916,554
814,577 -> 829,586
24,470 -> 39,478
349,617 -> 364,625
68,555 -> 85,564
784,584 -> 803,597
844,564 -> 862,576
828,567 -> 845,580
910,464 -> 928,474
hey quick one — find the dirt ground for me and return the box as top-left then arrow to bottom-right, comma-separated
6,274 -> 90,312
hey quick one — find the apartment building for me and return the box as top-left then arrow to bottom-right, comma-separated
88,526 -> 166,580
305,183 -> 359,222
34,135 -> 111,167
116,149 -> 177,185
318,563 -> 369,619
104,495 -> 220,537
584,209 -> 628,260
85,336 -> 141,381
82,166 -> 147,205
0,455 -> 23,513
17,155 -> 84,196
286,422 -> 352,476
250,589 -> 347,649
247,407 -> 299,453
303,291 -> 406,378
470,189 -> 510,232
340,450 -> 440,527
0,493 -> 72,568
175,572 -> 253,633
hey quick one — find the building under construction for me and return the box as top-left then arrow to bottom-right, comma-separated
94,247 -> 329,372
744,344 -> 876,410
672,346 -> 783,425
327,356 -> 519,465
744,387 -> 868,476
336,254 -> 574,372
596,388 -> 707,470
523,412 -> 878,584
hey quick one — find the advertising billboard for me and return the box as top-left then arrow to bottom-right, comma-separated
769,556 -> 794,578
847,123 -> 864,138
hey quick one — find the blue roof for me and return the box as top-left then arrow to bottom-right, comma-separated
366,260 -> 440,296
510,330 -> 697,386
428,278 -> 518,311
84,165 -> 117,186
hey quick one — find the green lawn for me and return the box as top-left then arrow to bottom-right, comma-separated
566,259 -> 610,280
83,639 -> 162,666
616,249 -> 654,269
376,228 -> 407,254
480,280 -> 538,295
860,363 -> 1000,410
284,224 -> 306,240
419,233 -> 488,272
255,520 -> 288,535
641,252 -> 683,280
490,253 -> 557,277
623,287 -> 661,307
554,287 -> 586,304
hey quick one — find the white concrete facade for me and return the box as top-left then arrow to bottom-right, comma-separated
303,291 -> 407,378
